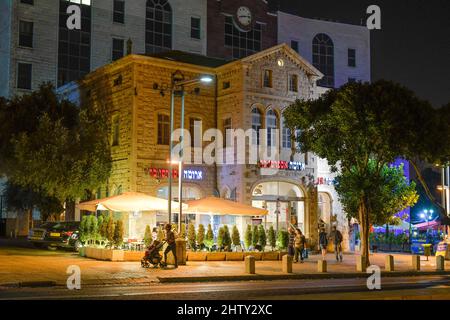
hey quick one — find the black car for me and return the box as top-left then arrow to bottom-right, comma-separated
28,221 -> 81,251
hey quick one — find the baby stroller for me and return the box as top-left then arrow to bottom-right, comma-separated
141,240 -> 167,268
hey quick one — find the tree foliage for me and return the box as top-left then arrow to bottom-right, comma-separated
204,224 -> 214,250
268,226 -> 276,251
258,225 -> 267,251
187,223 -> 196,250
197,224 -> 205,248
231,225 -> 241,247
244,225 -> 252,250
283,80 -> 444,264
0,83 -> 112,219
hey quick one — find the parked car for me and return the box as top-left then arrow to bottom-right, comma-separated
28,221 -> 81,251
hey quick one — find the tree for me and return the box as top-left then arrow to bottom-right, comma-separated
258,225 -> 267,251
113,220 -> 124,248
79,215 -> 89,244
244,225 -> 252,251
204,224 -> 214,250
217,227 -> 225,251
97,215 -> 104,243
277,230 -> 289,250
187,223 -> 196,251
143,225 -> 152,247
231,225 -> 241,249
284,80 -> 440,265
157,226 -> 165,242
252,225 -> 259,249
106,217 -> 115,246
268,226 -> 276,251
222,225 -> 231,251
0,83 -> 112,218
197,224 -> 205,250
88,215 -> 98,245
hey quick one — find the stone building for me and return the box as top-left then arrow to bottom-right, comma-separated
61,43 -> 335,247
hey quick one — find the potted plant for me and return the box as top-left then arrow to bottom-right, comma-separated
268,225 -> 276,251
187,223 -> 196,251
197,224 -> 205,251
244,225 -> 252,251
204,224 -> 214,251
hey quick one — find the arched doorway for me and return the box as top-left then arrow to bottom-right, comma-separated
251,181 -> 305,233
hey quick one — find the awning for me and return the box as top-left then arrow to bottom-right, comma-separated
77,192 -> 186,212
184,196 -> 268,216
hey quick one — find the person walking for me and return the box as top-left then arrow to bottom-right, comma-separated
163,224 -> 178,268
294,229 -> 306,263
329,225 -> 343,262
319,228 -> 328,260
288,227 -> 295,257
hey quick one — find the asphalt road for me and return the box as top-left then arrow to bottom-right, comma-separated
1,275 -> 449,300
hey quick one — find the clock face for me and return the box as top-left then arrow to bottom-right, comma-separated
237,6 -> 252,26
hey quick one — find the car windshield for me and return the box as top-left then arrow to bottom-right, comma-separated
52,222 -> 80,231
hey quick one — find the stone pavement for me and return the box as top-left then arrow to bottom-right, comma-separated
0,245 -> 448,287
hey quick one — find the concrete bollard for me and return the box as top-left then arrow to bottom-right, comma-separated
356,255 -> 367,272
318,260 -> 327,273
245,255 -> 256,274
282,254 -> 293,273
412,255 -> 421,271
436,256 -> 445,271
385,255 -> 395,272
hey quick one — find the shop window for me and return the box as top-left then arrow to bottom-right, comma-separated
157,114 -> 170,145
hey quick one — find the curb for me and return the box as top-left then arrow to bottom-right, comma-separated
157,271 -> 450,283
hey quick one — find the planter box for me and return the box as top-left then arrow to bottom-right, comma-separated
225,252 -> 244,261
279,251 -> 288,260
84,247 -> 124,261
262,251 -> 279,261
206,252 -> 226,261
124,251 -> 144,262
78,247 -> 86,257
187,251 -> 207,261
244,252 -> 262,261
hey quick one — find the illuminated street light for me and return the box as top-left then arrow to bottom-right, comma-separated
167,71 -> 214,230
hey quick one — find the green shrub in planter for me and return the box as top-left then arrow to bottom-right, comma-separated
232,225 -> 240,247
252,225 -> 259,249
217,227 -> 225,251
113,220 -> 123,248
197,224 -> 205,250
268,225 -> 276,251
144,225 -> 152,247
106,216 -> 115,247
187,223 -> 196,251
88,215 -> 98,245
277,230 -> 289,250
204,224 -> 214,250
79,215 -> 89,244
244,225 -> 252,251
258,225 -> 267,251
223,225 -> 232,251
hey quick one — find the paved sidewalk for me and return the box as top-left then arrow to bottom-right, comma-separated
0,245 -> 448,287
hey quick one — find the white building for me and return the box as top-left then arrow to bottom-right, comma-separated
0,0 -> 207,98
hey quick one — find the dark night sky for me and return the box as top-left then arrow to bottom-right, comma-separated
276,0 -> 450,107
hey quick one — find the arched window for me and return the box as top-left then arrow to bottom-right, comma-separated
312,33 -> 334,88
251,108 -> 262,146
145,0 -> 172,54
266,109 -> 278,147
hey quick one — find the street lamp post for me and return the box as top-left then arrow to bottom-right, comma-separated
167,71 -> 213,232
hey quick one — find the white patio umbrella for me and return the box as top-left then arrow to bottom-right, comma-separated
77,192 -> 187,212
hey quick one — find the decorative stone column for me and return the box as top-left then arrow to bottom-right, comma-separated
176,239 -> 187,265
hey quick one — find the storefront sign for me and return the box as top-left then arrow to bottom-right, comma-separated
315,177 -> 336,186
145,168 -> 203,181
258,160 -> 305,171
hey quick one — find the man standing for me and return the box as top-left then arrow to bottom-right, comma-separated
329,225 -> 343,262
164,224 -> 178,268
288,227 -> 295,257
